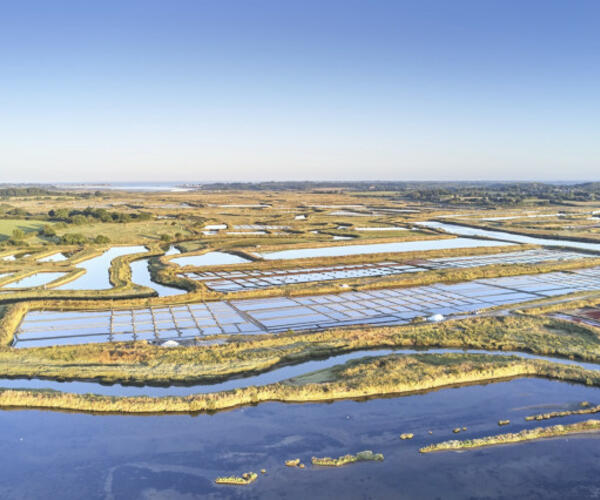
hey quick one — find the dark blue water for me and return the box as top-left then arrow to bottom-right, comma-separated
1,378 -> 599,499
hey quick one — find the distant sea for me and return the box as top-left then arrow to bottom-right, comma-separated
56,182 -> 196,192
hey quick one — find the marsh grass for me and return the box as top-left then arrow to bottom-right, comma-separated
311,450 -> 383,466
0,314 -> 599,384
1,353 -> 600,414
214,472 -> 257,485
525,404 -> 600,421
420,419 -> 600,453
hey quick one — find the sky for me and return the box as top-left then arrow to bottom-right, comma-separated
1,0 -> 598,183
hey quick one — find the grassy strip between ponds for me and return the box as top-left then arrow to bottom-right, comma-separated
215,472 -> 258,485
1,315 -> 600,384
311,450 -> 383,466
525,403 -> 600,421
205,254 -> 600,302
419,419 -> 600,453
1,353 -> 600,413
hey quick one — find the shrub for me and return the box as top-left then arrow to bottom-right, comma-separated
61,233 -> 88,244
39,225 -> 56,237
94,235 -> 111,244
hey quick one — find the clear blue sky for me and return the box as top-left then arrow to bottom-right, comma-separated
1,0 -> 598,182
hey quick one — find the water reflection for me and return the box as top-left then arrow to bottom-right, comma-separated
257,237 -> 509,260
3,272 -> 67,288
419,221 -> 600,253
130,258 -> 187,297
1,378 -> 599,498
171,251 -> 250,266
57,246 -> 147,290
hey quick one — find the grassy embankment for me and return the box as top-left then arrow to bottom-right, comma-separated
311,450 -> 383,466
215,472 -> 257,485
1,353 -> 600,413
525,295 -> 600,315
0,314 -> 599,384
419,419 -> 600,453
525,403 -> 600,421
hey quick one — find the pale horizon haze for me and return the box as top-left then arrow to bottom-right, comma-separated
1,1 -> 598,183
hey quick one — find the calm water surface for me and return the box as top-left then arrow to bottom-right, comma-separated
57,246 -> 148,290
1,378 -> 599,499
130,258 -> 187,297
2,272 -> 67,288
257,237 -> 509,260
420,221 -> 600,253
171,251 -> 249,267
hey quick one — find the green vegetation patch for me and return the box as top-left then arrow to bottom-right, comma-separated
311,450 -> 383,466
525,404 -> 600,422
0,219 -> 48,242
215,472 -> 258,485
420,419 -> 600,453
1,352 -> 600,414
0,314 -> 599,385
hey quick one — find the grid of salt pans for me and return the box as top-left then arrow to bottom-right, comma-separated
14,262 -> 600,348
182,249 -> 590,292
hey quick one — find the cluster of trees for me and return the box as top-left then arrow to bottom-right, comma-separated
197,181 -> 600,205
401,183 -> 600,206
159,232 -> 183,242
47,207 -> 153,224
0,207 -> 30,217
0,187 -> 106,199
0,187 -> 54,198
59,233 -> 110,245
5,225 -> 110,246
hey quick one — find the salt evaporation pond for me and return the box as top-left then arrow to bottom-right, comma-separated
164,245 -> 180,256
419,221 -> 600,253
2,272 -> 67,288
18,264 -> 600,347
56,246 -> 147,290
171,251 -> 249,267
130,258 -> 187,297
257,237 -> 509,260
37,252 -> 68,262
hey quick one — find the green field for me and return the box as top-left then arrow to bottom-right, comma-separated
0,219 -> 49,242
